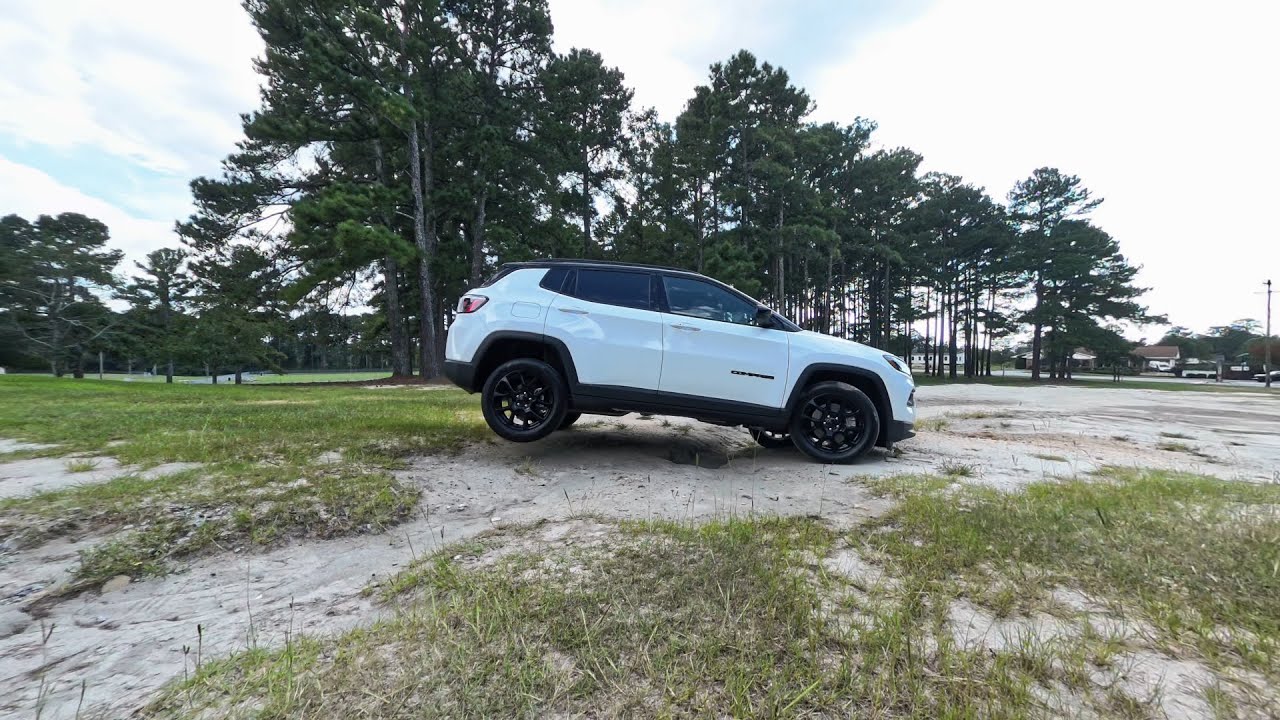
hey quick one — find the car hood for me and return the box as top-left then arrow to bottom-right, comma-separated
793,330 -> 887,364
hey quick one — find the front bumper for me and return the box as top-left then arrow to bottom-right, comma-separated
443,360 -> 477,393
885,420 -> 915,444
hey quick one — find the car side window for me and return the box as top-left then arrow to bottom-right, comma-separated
572,269 -> 652,310
662,276 -> 758,326
538,266 -> 570,293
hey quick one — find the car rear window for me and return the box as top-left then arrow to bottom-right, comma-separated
572,269 -> 652,310
478,266 -> 515,287
538,266 -> 570,293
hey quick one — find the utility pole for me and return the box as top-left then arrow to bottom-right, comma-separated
1266,279 -> 1273,389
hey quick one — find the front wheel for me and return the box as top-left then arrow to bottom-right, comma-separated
748,427 -> 791,449
788,381 -> 880,463
559,411 -> 582,430
480,358 -> 568,442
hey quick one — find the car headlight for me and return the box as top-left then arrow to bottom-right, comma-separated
883,354 -> 910,375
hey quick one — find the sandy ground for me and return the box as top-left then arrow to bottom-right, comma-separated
0,458 -> 201,500
0,383 -> 1277,718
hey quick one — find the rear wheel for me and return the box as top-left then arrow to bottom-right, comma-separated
788,381 -> 880,463
748,427 -> 791,449
559,411 -> 582,430
480,358 -> 568,442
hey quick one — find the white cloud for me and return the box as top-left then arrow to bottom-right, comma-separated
810,0 -> 1280,333
0,155 -> 176,273
547,0 -> 780,118
0,0 -> 261,175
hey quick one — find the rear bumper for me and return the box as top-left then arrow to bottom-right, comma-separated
443,360 -> 477,393
885,420 -> 915,444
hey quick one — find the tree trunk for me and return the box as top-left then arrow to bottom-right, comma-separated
374,138 -> 412,378
582,149 -> 592,256
1030,275 -> 1045,381
469,185 -> 489,287
407,118 -> 441,379
235,369 -> 243,385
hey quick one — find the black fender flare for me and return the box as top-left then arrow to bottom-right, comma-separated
784,363 -> 894,425
469,331 -> 579,392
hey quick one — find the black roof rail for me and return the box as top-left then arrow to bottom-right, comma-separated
499,258 -> 697,274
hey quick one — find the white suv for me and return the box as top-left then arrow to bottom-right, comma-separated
444,260 -> 916,463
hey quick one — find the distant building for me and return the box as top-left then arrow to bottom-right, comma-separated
1131,345 -> 1181,371
1015,348 -> 1097,370
909,349 -> 971,368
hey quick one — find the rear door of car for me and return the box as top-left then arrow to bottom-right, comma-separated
543,267 -> 664,391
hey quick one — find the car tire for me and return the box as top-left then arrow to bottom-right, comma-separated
788,381 -> 880,463
748,427 -> 791,449
480,358 -> 569,443
559,412 -> 582,430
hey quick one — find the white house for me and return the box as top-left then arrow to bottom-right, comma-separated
909,350 -> 970,368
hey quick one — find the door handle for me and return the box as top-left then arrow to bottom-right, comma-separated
670,323 -> 700,331
558,307 -> 589,315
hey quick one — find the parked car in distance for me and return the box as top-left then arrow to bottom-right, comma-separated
443,260 -> 916,463
1254,369 -> 1280,383
1181,367 -> 1217,379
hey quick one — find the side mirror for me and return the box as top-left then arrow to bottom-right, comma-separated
754,305 -> 774,328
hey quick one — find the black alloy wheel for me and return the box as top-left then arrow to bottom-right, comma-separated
788,381 -> 880,463
480,358 -> 568,442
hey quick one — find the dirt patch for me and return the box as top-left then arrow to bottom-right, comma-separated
945,595 -> 1272,719
0,439 -> 58,455
910,385 -> 1280,488
0,458 -> 200,500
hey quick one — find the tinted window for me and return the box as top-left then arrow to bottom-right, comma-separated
538,266 -> 569,293
573,269 -> 652,310
479,266 -> 515,287
663,276 -> 758,325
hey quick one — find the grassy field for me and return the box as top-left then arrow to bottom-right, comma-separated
248,371 -> 393,384
0,375 -> 485,589
142,468 -> 1280,719
12,370 -> 395,384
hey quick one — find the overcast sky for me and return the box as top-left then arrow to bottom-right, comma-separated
2,0 -> 1276,336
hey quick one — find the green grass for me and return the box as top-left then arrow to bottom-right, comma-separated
916,416 -> 951,432
1030,452 -> 1069,462
144,517 -> 1053,719
248,371 -> 394,384
867,468 -> 1280,676
63,457 -> 99,473
16,371 -> 395,384
939,460 -> 978,477
0,376 -> 486,586
139,468 -> 1280,718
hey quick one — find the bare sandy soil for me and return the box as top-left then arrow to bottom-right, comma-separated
1,383 -> 1277,718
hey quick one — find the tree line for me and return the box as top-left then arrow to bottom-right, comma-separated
2,0 -> 1164,382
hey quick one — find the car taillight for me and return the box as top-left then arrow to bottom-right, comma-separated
457,295 -> 488,314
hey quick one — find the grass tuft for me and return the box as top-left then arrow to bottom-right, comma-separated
939,460 -> 978,477
917,416 -> 951,432
63,458 -> 100,473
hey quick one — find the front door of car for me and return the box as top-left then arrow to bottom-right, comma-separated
543,268 -> 663,391
656,275 -> 790,408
